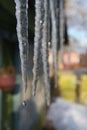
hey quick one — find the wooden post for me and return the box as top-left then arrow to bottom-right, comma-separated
75,75 -> 81,103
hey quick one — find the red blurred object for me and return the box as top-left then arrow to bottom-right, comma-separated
0,74 -> 16,91
63,52 -> 80,70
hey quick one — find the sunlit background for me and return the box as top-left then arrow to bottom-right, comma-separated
0,0 -> 87,130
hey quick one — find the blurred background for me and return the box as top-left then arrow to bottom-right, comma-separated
0,0 -> 87,130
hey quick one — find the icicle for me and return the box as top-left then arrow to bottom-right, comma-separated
60,0 -> 65,64
56,0 -> 60,43
47,0 -> 51,46
50,0 -> 58,88
42,0 -> 50,106
32,0 -> 44,96
14,0 -> 29,92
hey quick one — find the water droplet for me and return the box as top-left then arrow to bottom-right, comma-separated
22,101 -> 26,107
48,41 -> 51,46
40,20 -> 43,24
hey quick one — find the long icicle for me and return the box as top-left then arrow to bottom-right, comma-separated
56,0 -> 60,46
60,0 -> 65,64
32,0 -> 44,96
55,0 -> 61,96
42,0 -> 50,106
15,0 -> 29,92
50,0 -> 58,88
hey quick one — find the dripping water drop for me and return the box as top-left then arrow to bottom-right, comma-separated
22,101 -> 27,107
40,20 -> 43,24
48,41 -> 51,47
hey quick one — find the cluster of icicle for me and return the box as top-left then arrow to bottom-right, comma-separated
32,0 -> 51,106
14,0 -> 65,106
